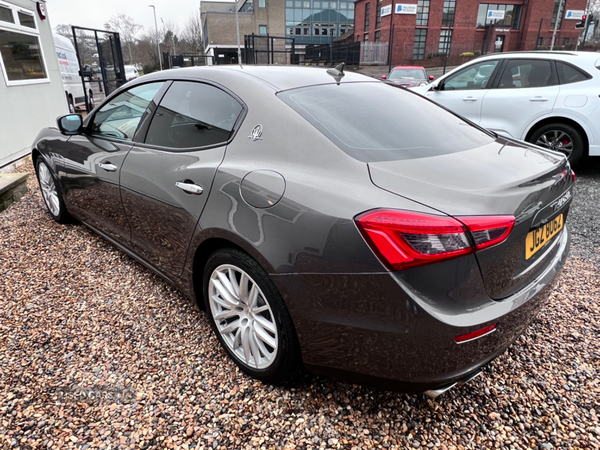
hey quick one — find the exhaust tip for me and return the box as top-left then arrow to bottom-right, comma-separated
423,369 -> 483,399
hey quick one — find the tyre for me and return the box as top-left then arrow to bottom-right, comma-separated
67,95 -> 75,114
528,123 -> 585,167
35,159 -> 73,224
203,248 -> 303,383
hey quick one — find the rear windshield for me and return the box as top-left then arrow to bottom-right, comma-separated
278,82 -> 495,162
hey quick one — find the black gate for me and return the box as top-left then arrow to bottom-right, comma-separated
304,42 -> 361,66
243,35 -> 296,65
162,52 -> 215,69
72,26 -> 126,112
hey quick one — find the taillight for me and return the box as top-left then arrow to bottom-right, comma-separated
356,210 -> 515,270
572,170 -> 576,182
458,216 -> 515,250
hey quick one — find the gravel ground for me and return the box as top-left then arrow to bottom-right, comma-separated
1,158 -> 599,450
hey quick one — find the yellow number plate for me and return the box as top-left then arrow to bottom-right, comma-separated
525,214 -> 563,260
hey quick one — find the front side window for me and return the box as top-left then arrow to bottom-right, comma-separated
90,82 -> 165,141
145,81 -> 243,150
442,60 -> 500,90
497,59 -> 557,89
0,29 -> 46,82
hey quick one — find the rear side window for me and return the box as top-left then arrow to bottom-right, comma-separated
499,59 -> 557,88
556,61 -> 591,85
278,82 -> 495,162
145,81 -> 243,149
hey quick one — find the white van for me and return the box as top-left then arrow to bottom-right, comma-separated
53,34 -> 94,112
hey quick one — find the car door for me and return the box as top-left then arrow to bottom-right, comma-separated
479,59 -> 559,138
62,81 -> 167,243
422,59 -> 502,125
119,80 -> 244,278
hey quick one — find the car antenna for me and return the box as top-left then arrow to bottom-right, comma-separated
327,62 -> 345,85
235,0 -> 243,68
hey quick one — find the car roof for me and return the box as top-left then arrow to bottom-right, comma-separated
475,51 -> 600,63
392,66 -> 425,70
138,65 -> 373,91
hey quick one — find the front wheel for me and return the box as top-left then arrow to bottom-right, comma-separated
528,123 -> 585,166
203,248 -> 303,383
35,159 -> 73,224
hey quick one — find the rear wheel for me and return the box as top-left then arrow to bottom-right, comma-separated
35,159 -> 73,224
203,248 -> 303,383
529,123 -> 584,166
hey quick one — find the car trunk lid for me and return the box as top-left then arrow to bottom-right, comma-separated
368,137 -> 573,300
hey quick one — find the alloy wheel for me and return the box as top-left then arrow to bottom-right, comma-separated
38,162 -> 61,217
535,130 -> 574,158
208,264 -> 278,370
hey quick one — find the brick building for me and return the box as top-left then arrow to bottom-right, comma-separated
353,0 -> 588,66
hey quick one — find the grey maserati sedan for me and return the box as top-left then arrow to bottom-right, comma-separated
32,65 -> 573,397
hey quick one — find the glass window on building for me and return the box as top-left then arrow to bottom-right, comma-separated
17,12 -> 36,29
416,0 -> 430,26
413,29 -> 427,59
259,25 -> 268,34
375,0 -> 382,29
0,28 -> 47,84
550,0 -> 564,29
365,2 -> 371,31
375,30 -> 381,42
259,0 -> 266,7
441,0 -> 455,27
438,29 -> 452,54
240,0 -> 254,12
0,5 -> 14,23
476,4 -> 522,29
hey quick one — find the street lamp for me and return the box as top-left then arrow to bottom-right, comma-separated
148,5 -> 163,70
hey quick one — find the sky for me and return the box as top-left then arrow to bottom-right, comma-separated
45,0 -> 232,34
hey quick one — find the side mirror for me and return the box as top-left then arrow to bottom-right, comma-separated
381,75 -> 387,80
430,82 -> 441,91
429,75 -> 435,81
57,114 -> 83,135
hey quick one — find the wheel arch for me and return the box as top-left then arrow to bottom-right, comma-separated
190,234 -> 279,311
525,116 -> 589,156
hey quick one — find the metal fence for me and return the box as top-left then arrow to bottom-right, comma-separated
243,35 -> 296,65
360,42 -> 389,65
304,42 -> 361,66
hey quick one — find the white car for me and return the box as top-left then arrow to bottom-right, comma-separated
53,34 -> 95,112
411,51 -> 600,166
124,65 -> 139,81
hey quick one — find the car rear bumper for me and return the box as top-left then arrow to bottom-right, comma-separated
272,225 -> 570,393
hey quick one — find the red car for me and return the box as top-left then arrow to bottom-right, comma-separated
382,66 -> 435,88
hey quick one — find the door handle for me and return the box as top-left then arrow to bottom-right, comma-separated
176,181 -> 204,195
529,97 -> 548,102
462,96 -> 477,102
99,162 -> 118,172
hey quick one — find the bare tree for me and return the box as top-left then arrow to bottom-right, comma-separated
181,14 -> 205,55
104,14 -> 143,64
54,24 -> 73,38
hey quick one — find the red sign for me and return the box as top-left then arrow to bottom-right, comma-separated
37,2 -> 46,20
